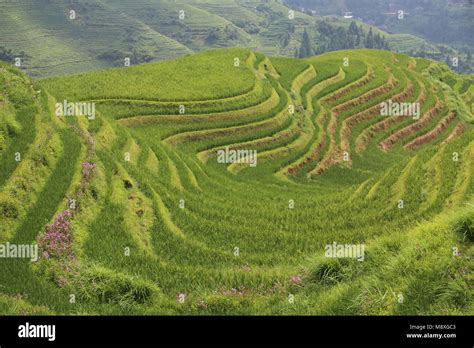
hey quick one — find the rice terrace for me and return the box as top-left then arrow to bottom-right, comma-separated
0,4 -> 473,318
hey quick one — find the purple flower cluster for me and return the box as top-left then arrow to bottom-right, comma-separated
82,162 -> 96,182
38,210 -> 74,259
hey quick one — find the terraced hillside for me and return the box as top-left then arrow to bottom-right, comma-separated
2,0 -> 470,76
0,48 -> 473,315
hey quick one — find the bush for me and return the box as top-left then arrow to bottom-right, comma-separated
454,214 -> 474,242
31,149 -> 49,167
0,198 -> 19,219
437,277 -> 470,308
310,258 -> 345,285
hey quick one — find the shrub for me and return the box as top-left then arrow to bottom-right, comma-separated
310,258 -> 345,285
31,149 -> 49,167
454,214 -> 474,242
0,198 -> 19,219
436,277 -> 470,308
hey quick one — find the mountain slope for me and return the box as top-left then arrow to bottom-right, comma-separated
0,0 -> 191,76
1,0 -> 469,76
285,0 -> 474,47
285,0 -> 474,73
1,48 -> 472,315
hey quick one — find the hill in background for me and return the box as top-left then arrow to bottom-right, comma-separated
0,0 -> 472,76
286,0 -> 474,73
286,0 -> 473,47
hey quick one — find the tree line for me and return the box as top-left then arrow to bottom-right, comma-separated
0,46 -> 29,64
296,21 -> 390,58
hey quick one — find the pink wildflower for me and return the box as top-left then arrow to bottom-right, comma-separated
290,275 -> 303,285
37,210 -> 74,259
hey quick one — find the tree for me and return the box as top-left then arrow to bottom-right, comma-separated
0,46 -> 29,63
205,28 -> 220,45
374,33 -> 383,49
348,21 -> 359,36
298,28 -> 312,58
365,28 -> 374,49
280,31 -> 290,48
346,21 -> 359,49
288,22 -> 295,33
0,46 -> 15,62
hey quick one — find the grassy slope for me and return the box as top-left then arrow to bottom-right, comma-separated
0,48 -> 472,315
0,0 -> 191,77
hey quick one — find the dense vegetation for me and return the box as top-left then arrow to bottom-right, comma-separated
286,0 -> 473,46
286,0 -> 474,73
297,21 -> 390,58
0,47 -> 472,315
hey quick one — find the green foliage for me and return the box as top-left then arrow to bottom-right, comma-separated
286,0 -> 474,47
454,211 -> 474,242
0,48 -> 472,316
310,258 -> 346,285
75,266 -> 158,306
0,197 -> 19,219
298,28 -> 312,58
